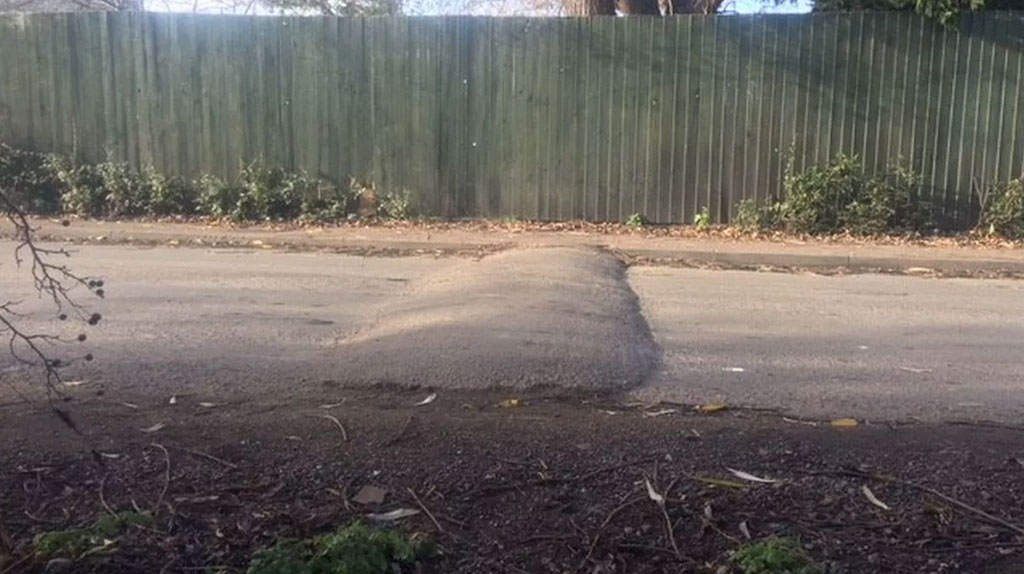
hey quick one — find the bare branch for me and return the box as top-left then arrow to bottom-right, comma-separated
1,189 -> 102,395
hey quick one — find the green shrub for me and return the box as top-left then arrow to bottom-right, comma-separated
378,187 -> 415,221
96,161 -> 150,216
146,167 -> 197,216
53,159 -> 107,217
197,174 -> 242,219
780,154 -> 863,234
0,143 -> 62,213
732,537 -> 823,574
198,162 -> 327,222
248,522 -> 434,574
238,162 -> 305,221
979,176 -> 1024,239
734,198 -> 782,232
845,162 -> 928,235
300,182 -> 359,222
753,154 -> 930,236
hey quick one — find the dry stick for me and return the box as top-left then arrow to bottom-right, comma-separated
151,442 -> 171,512
581,496 -> 644,567
98,474 -> 116,516
886,476 -> 1024,537
179,447 -> 238,470
317,414 -> 349,442
464,457 -> 660,501
0,553 -> 33,574
830,470 -> 1024,538
385,415 -> 415,447
643,474 -> 683,562
340,477 -> 354,512
407,487 -> 444,534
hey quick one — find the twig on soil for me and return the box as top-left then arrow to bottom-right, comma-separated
316,414 -> 349,442
151,442 -> 171,512
644,474 -> 683,561
340,477 -> 354,512
831,469 -> 1024,538
158,557 -> 178,574
99,474 -> 116,516
582,495 -> 643,566
462,457 -> 660,501
170,446 -> 238,470
384,415 -> 415,447
0,553 -> 33,574
407,487 -> 444,534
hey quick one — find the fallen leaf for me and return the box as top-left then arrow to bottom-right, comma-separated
862,485 -> 891,510
644,478 -> 664,505
352,485 -> 388,505
498,398 -> 522,408
367,508 -> 420,522
739,521 -> 752,540
643,408 -> 677,418
140,423 -> 165,433
831,418 -> 859,428
415,393 -> 437,406
697,404 -> 728,414
726,468 -> 779,484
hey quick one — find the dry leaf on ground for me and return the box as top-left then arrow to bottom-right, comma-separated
726,468 -> 779,484
862,485 -> 891,510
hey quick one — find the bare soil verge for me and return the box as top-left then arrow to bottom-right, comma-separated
2,387 -> 1023,573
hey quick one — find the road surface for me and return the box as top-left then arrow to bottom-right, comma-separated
2,241 -> 1022,423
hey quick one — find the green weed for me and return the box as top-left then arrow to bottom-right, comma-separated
33,511 -> 154,561
694,206 -> 712,230
377,187 -> 415,221
732,537 -> 823,574
247,522 -> 434,574
625,212 -> 649,228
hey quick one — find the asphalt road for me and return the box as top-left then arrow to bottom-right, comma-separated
630,267 -> 1024,423
2,241 -> 1022,423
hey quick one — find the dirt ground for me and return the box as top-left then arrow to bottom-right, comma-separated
4,219 -> 1024,573
3,387 -> 1024,574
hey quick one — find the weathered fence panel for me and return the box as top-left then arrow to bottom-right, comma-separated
1,12 -> 1022,224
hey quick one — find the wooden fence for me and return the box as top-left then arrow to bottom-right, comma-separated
1,12 -> 1022,224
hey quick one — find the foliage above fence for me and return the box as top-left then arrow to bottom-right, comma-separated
1,12 -> 1022,226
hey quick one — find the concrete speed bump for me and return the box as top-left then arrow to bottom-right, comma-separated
337,247 -> 659,389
